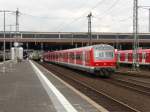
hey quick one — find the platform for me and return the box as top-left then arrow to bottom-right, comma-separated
0,60 -> 107,112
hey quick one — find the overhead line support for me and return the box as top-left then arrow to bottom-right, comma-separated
132,0 -> 139,70
87,12 -> 92,46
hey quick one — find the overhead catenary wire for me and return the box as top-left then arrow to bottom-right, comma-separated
3,0 -> 136,32
19,0 -> 91,21
20,12 -> 65,20
92,15 -> 132,32
55,16 -> 85,32
113,16 -> 132,22
90,0 -> 130,31
15,0 -> 128,32
20,12 -> 88,32
138,5 -> 150,32
54,0 -> 107,32
55,0 -> 124,32
93,15 -> 132,23
0,24 -> 16,31
139,7 -> 149,10
19,3 -> 91,31
95,0 -> 121,20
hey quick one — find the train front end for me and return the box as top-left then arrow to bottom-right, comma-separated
92,44 -> 116,77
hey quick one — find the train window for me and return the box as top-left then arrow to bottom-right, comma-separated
105,52 -> 114,58
94,45 -> 114,50
94,45 -> 114,60
85,51 -> 90,62
94,50 -> 114,60
95,52 -> 104,58
64,53 -> 67,59
76,54 -> 82,60
62,53 -> 64,58
56,54 -> 58,59
59,53 -> 62,58
69,53 -> 74,59
120,54 -> 124,60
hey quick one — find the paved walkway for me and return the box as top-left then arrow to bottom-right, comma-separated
0,60 -> 56,112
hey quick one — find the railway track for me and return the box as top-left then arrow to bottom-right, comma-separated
129,78 -> 150,85
112,72 -> 150,88
116,68 -> 150,79
39,62 -> 150,112
105,78 -> 150,96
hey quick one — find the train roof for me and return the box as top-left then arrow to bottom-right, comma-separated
117,48 -> 150,53
50,44 -> 114,53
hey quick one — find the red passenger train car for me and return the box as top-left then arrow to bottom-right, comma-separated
117,49 -> 150,65
43,44 -> 116,77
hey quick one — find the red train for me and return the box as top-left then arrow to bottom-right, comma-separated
43,44 -> 116,77
116,49 -> 150,65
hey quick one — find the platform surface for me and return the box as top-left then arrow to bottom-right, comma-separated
0,61 -> 56,112
0,60 -> 104,112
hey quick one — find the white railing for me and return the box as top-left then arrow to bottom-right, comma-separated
0,60 -> 17,73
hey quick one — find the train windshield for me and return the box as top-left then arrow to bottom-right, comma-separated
94,45 -> 114,60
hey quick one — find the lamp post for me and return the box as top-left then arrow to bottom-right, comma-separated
0,10 -> 18,72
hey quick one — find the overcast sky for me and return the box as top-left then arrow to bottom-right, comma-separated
0,0 -> 150,32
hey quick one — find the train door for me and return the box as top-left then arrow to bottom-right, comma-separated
82,51 -> 85,66
117,53 -> 120,62
60,53 -> 63,62
69,52 -> 74,64
125,53 -> 128,63
76,51 -> 82,65
120,53 -> 125,62
128,53 -> 132,63
68,52 -> 70,63
138,53 -> 142,64
85,50 -> 90,66
142,52 -> 146,64
50,53 -> 52,61
74,52 -> 76,64
145,52 -> 150,64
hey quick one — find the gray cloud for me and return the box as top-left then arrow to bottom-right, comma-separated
0,0 -> 150,32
